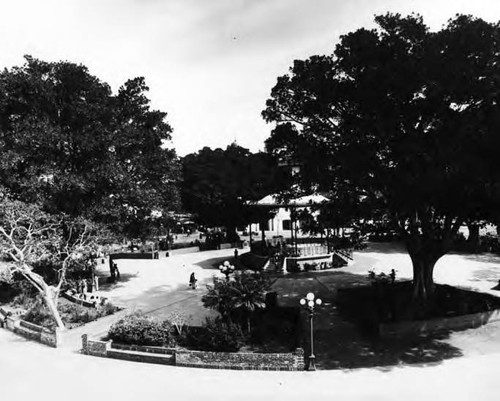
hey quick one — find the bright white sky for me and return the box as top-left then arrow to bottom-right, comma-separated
2,0 -> 500,156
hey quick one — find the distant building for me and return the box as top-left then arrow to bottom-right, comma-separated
246,194 -> 329,239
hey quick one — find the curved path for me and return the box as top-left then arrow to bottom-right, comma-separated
2,243 -> 500,399
1,328 -> 499,400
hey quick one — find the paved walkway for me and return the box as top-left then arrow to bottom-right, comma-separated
3,242 -> 500,399
1,327 -> 499,400
60,248 -> 238,349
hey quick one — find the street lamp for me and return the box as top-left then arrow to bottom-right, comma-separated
219,260 -> 234,281
299,292 -> 322,371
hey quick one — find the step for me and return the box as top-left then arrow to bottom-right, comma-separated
106,348 -> 175,365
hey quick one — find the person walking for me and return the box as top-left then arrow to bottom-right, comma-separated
189,272 -> 197,289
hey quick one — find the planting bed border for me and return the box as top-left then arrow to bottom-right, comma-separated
378,308 -> 500,339
81,335 -> 305,371
0,308 -> 60,347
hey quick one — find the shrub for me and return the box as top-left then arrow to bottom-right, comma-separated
368,269 -> 396,285
58,303 -> 99,324
180,317 -> 245,352
98,302 -> 119,316
202,271 -> 271,333
23,298 -> 55,328
167,310 -> 192,336
22,299 -> 119,328
108,312 -> 175,347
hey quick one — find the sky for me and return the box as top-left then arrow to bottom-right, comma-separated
2,0 -> 500,156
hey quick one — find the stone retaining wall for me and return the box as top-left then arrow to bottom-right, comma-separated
81,334 -> 112,356
81,335 -> 305,371
110,252 -> 159,260
175,348 -> 305,371
111,343 -> 176,355
0,308 -> 60,347
166,246 -> 200,256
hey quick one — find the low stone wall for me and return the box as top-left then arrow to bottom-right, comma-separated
0,309 -> 60,347
111,252 -> 159,260
166,246 -> 200,256
379,309 -> 500,339
111,343 -> 176,355
61,291 -> 101,308
175,348 -> 305,371
81,334 -> 112,356
81,335 -> 305,371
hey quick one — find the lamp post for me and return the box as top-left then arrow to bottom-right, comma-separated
299,292 -> 322,371
219,260 -> 234,281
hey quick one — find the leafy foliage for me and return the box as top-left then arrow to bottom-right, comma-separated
0,56 -> 180,238
263,13 -> 500,303
0,193 -> 110,328
202,271 -> 271,333
21,296 -> 118,329
181,144 -> 290,236
108,312 -> 175,347
180,317 -> 245,352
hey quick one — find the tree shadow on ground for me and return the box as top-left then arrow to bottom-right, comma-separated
313,330 -> 463,370
360,241 -> 407,254
194,256 -> 232,270
96,273 -> 139,292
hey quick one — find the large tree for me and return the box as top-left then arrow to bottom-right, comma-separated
181,144 -> 290,240
0,56 -> 180,237
263,14 -> 500,305
0,193 -> 105,329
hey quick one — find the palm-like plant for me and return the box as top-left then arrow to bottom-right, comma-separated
229,272 -> 271,334
202,271 -> 271,334
201,277 -> 236,319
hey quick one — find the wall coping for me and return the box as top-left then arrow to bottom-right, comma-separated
81,335 -> 305,371
1,313 -> 60,347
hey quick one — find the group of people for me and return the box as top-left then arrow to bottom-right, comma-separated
77,275 -> 99,296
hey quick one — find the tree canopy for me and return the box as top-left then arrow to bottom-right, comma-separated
263,13 -> 500,303
0,192 -> 107,329
0,56 -> 180,238
181,144 -> 290,239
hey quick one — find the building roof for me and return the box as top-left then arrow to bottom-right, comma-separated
252,194 -> 330,207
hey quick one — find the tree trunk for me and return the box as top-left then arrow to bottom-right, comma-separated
467,223 -> 480,253
406,236 -> 445,310
226,225 -> 240,243
409,254 -> 438,305
43,293 -> 65,330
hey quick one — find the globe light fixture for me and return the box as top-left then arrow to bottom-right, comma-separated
219,261 -> 235,281
299,291 -> 323,371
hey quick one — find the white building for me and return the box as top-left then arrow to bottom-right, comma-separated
247,194 -> 329,239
